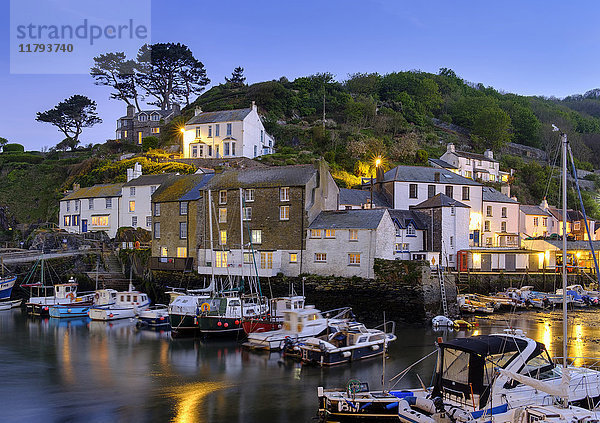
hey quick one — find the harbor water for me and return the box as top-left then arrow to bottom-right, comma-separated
2,309 -> 600,422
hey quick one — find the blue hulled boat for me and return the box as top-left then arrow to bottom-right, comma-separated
49,303 -> 92,318
0,275 -> 17,300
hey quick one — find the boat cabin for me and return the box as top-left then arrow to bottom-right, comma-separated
271,296 -> 305,317
116,292 -> 149,306
95,289 -> 117,306
53,283 -> 78,299
282,306 -> 323,333
433,334 -> 554,409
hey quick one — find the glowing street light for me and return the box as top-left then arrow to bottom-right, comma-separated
370,157 -> 382,208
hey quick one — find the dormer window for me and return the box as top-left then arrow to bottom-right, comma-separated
150,113 -> 160,121
138,113 -> 148,122
406,224 -> 416,236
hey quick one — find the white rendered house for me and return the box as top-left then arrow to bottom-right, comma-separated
440,143 -> 505,182
388,209 -> 430,260
481,187 -> 520,248
182,101 -> 274,159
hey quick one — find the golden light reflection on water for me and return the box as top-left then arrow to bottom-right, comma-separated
166,381 -> 229,423
61,330 -> 74,385
543,322 -> 552,351
572,324 -> 584,365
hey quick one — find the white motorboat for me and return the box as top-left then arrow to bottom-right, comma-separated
299,321 -> 396,366
137,304 -> 170,328
245,306 -> 353,351
88,289 -> 150,321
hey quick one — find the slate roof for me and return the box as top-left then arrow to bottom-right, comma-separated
62,183 -> 124,200
152,174 -> 213,203
123,173 -> 174,187
539,239 -> 600,251
383,165 -> 481,186
186,108 -> 252,125
428,158 -> 458,169
482,186 -> 518,204
388,209 -> 429,230
411,193 -> 470,209
520,205 -> 551,216
339,188 -> 390,208
451,150 -> 498,163
205,165 -> 316,190
119,109 -> 175,120
308,209 -> 388,230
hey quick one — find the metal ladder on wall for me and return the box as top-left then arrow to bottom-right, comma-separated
437,265 -> 449,317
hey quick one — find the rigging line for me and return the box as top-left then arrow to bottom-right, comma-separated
567,143 -> 600,284
544,136 -> 563,201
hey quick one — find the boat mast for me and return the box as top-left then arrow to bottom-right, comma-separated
239,188 -> 245,293
559,126 -> 568,407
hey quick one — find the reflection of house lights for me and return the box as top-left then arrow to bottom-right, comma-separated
576,251 -> 582,259
545,250 -> 550,262
473,253 -> 481,266
538,252 -> 545,268
169,381 -> 229,423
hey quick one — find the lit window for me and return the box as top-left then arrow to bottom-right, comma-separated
151,127 -> 160,134
154,203 -> 160,216
260,252 -> 273,269
280,205 -> 289,221
72,215 -> 79,226
64,215 -> 70,226
180,222 -> 187,239
132,216 -> 137,227
325,229 -> 335,238
219,190 -> 227,204
105,198 -> 112,209
243,207 -> 252,221
161,247 -> 168,257
280,187 -> 290,202
129,201 -> 135,212
220,230 -> 227,245
310,229 -> 322,238
130,187 -> 136,196
315,253 -> 326,263
180,202 -> 188,215
289,253 -> 297,263
245,189 -> 255,202
349,229 -> 358,241
243,252 -> 254,264
215,251 -> 228,267
348,253 -> 361,266
219,208 -> 227,223
177,247 -> 187,258
251,229 -> 262,244
154,222 -> 160,238
138,132 -> 142,145
91,216 -> 109,227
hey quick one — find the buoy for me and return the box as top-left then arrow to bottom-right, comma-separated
234,320 -> 240,325
217,321 -> 222,326
224,323 -> 229,328
160,316 -> 165,321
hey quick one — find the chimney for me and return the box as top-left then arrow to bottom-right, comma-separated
73,183 -> 80,191
501,184 -> 510,197
484,149 -> 494,160
447,143 -> 455,153
126,104 -> 135,118
540,197 -> 549,210
195,106 -> 202,116
172,103 -> 180,114
376,166 -> 385,183
251,100 -> 256,111
127,168 -> 133,182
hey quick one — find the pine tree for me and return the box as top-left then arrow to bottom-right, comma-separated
225,66 -> 246,87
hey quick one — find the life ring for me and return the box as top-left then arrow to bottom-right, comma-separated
200,302 -> 210,312
67,293 -> 75,301
134,241 -> 140,249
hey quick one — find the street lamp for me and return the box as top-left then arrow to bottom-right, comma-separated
370,157 -> 382,209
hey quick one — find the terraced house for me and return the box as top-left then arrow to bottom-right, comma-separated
150,172 -> 214,271
197,162 -> 338,277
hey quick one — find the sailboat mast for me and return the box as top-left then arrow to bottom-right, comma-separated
239,188 -> 245,292
561,130 -> 568,382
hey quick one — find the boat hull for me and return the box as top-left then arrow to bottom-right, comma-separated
0,276 -> 17,300
89,306 -> 136,321
197,315 -> 244,334
242,317 -> 282,334
49,304 -> 91,318
301,344 -> 385,366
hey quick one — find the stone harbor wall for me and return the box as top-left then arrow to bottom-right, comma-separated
458,272 -> 588,294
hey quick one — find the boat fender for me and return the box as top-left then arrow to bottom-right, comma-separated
67,309 -> 72,313
224,323 -> 228,327
371,345 -> 380,351
217,321 -> 222,326
359,402 -> 373,410
342,351 -> 351,358
385,402 -> 399,410
397,399 -> 436,423
414,397 -> 437,414
446,405 -> 473,422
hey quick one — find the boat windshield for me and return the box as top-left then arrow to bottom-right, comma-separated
484,353 -> 518,385
442,348 -> 469,384
520,349 -> 556,379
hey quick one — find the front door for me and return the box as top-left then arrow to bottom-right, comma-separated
505,254 -> 516,272
81,219 -> 87,233
481,254 -> 492,271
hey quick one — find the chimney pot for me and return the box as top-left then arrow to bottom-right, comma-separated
195,106 -> 202,116
447,143 -> 455,153
126,105 -> 135,118
484,149 -> 494,160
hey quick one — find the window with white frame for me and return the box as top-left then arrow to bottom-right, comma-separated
409,184 -> 418,199
245,189 -> 255,202
501,221 -> 507,232
310,229 -> 322,238
251,229 -> 262,244
486,205 -> 492,217
105,198 -> 112,209
180,222 -> 187,239
348,253 -> 361,266
533,217 -> 539,226
154,222 -> 160,238
146,216 -> 152,227
66,201 -> 70,212
314,253 -> 327,263
154,203 -> 160,216
462,186 -> 470,201
180,202 -> 188,215
243,252 -> 253,264
280,187 -> 290,201
224,142 -> 230,156
219,190 -> 227,204
132,216 -> 137,227
88,199 -> 94,210
130,187 -> 136,196
502,207 -> 507,218
406,224 -> 416,236
349,229 -> 358,241
325,229 -> 335,238
195,127 -> 201,138
208,125 -> 212,137
484,220 -> 490,232
280,205 -> 289,220
243,207 -> 252,221
138,114 -> 147,122
219,208 -> 227,223
226,123 -> 232,136
215,124 -> 220,137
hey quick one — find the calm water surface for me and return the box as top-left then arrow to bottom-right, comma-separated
2,309 -> 600,422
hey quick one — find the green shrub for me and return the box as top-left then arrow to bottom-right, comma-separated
2,143 -> 25,153
142,136 -> 159,152
0,153 -> 44,164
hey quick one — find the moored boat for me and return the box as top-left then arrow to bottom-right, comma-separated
137,304 -> 170,328
49,303 -> 92,318
0,299 -> 22,311
242,295 -> 305,334
25,279 -> 94,317
88,289 -> 150,321
0,274 -> 17,300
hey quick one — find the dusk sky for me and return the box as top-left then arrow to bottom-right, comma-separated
1,0 -> 600,151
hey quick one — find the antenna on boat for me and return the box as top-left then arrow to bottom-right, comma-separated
382,310 -> 387,393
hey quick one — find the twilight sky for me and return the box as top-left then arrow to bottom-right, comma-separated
1,0 -> 600,151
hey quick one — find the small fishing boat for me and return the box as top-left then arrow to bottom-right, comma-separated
0,274 -> 17,300
298,321 -> 396,366
25,278 -> 94,317
0,299 -> 22,311
49,303 -> 92,318
244,306 -> 353,351
242,295 -> 306,334
457,294 -> 494,314
88,288 -> 150,321
137,304 -> 170,328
